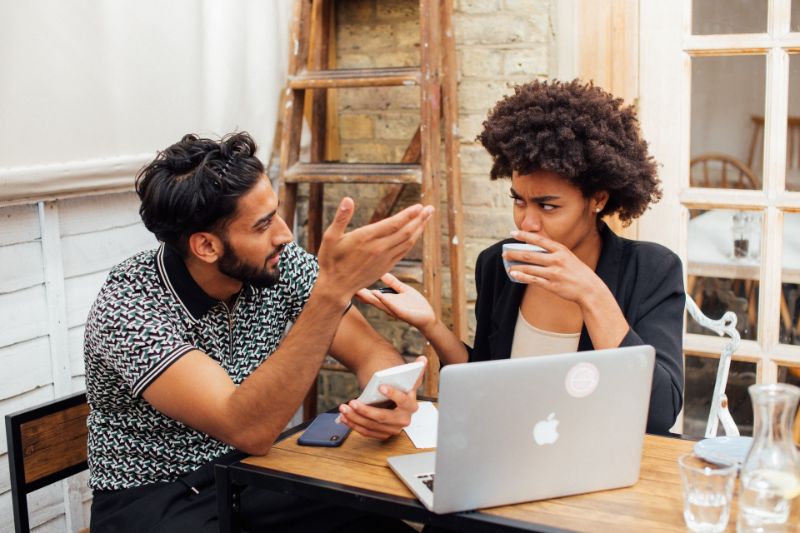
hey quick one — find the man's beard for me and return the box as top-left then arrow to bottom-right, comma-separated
217,238 -> 283,289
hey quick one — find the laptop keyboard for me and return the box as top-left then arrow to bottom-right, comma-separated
416,473 -> 434,492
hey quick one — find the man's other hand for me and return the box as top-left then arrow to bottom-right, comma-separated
337,356 -> 427,440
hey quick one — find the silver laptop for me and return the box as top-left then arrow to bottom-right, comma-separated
388,345 -> 655,514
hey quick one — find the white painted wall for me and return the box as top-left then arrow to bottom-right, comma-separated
0,1 -> 291,530
0,0 -> 292,168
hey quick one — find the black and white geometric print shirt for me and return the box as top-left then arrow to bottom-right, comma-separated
83,241 -> 318,490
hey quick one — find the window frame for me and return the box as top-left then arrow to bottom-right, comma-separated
639,0 -> 800,386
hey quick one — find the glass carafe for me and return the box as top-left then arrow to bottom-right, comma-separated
737,383 -> 800,532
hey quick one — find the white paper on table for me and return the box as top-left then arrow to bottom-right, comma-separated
403,401 -> 438,449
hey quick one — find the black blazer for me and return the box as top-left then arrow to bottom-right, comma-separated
468,223 -> 685,435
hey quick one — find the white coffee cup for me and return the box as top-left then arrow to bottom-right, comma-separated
502,242 -> 547,283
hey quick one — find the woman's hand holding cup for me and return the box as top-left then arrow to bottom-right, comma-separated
503,230 -> 602,306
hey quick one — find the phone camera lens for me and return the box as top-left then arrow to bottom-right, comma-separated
330,435 -> 339,441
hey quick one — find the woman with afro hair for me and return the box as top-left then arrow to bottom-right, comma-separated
355,79 -> 685,434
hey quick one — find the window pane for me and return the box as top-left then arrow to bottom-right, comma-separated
692,0 -> 767,35
788,55 -> 800,192
683,354 -> 756,437
777,364 -> 800,446
691,56 -> 765,191
687,209 -> 762,341
778,364 -> 800,387
780,214 -> 800,344
793,0 -> 800,33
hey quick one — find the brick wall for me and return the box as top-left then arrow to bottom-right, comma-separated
297,0 -> 555,411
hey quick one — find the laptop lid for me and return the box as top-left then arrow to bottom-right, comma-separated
430,345 -> 655,514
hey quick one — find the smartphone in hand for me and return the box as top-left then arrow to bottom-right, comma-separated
356,361 -> 425,405
297,413 -> 352,447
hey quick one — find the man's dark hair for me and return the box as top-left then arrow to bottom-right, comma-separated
136,132 -> 265,255
478,79 -> 661,224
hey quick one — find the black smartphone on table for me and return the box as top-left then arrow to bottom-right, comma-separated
297,413 -> 352,447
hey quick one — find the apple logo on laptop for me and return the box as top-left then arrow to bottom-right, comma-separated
533,413 -> 559,445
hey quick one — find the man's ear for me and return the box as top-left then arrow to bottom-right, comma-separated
187,232 -> 223,264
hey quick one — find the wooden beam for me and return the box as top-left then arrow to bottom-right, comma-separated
368,127 -> 422,224
419,0 -> 443,397
306,0 -> 332,255
278,0 -> 313,229
576,0 -> 640,239
440,0 -> 467,342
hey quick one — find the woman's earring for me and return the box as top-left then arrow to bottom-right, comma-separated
595,207 -> 602,213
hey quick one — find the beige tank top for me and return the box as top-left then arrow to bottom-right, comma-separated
510,310 -> 581,358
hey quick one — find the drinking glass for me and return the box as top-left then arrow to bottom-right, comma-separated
678,453 -> 737,533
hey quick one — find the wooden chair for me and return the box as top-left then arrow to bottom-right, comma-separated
5,391 -> 89,533
747,114 -> 800,190
689,152 -> 760,189
685,293 -> 742,438
687,295 -> 800,446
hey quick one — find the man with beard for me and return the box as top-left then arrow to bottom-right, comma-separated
83,132 -> 433,532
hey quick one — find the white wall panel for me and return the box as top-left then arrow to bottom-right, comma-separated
0,286 -> 48,348
58,192 -> 142,236
0,241 -> 44,293
0,204 -> 39,245
68,326 -> 86,377
70,376 -> 86,392
32,516 -> 67,533
0,337 -> 52,400
64,272 -> 107,329
0,484 -> 65,533
61,224 -> 156,279
0,456 -> 8,494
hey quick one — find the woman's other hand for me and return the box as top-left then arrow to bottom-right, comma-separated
355,273 -> 436,334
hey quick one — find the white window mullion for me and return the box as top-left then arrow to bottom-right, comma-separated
756,3 -> 790,380
758,206 -> 784,372
771,343 -> 800,363
775,192 -> 800,210
679,188 -> 768,209
684,34 -> 773,54
683,36 -> 800,53
762,48 -> 789,195
769,0 -> 791,37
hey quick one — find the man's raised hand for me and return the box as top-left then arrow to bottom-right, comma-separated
316,197 -> 433,300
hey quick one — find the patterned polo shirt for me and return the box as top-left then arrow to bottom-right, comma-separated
83,241 -> 318,490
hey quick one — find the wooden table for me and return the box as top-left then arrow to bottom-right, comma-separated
687,210 -> 800,284
214,420 -> 738,532
687,209 -> 800,332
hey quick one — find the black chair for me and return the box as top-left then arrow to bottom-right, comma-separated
5,391 -> 89,533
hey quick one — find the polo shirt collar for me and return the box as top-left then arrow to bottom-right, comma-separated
155,244 -> 222,322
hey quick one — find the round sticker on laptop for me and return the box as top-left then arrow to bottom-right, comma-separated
565,362 -> 599,398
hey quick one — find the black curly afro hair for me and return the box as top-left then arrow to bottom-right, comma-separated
478,79 -> 661,224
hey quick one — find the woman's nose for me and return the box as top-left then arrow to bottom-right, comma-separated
520,211 -> 541,232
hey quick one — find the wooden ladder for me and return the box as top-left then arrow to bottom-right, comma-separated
278,0 -> 465,418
